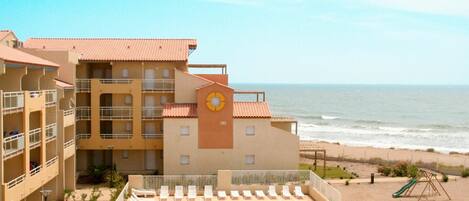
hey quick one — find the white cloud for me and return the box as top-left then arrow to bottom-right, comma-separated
364,0 -> 469,17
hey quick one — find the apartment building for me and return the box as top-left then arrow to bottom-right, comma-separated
21,37 -> 300,177
0,31 -> 76,201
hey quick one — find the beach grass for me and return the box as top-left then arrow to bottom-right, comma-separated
299,163 -> 354,179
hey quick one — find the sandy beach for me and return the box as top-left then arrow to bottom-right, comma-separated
301,141 -> 469,167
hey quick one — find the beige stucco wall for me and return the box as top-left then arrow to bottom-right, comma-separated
164,118 -> 299,175
0,32 -> 18,48
174,69 -> 211,103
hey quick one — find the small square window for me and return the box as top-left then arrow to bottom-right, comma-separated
124,95 -> 132,105
162,69 -> 170,78
125,122 -> 132,132
122,68 -> 129,78
245,126 -> 255,136
245,155 -> 255,165
180,155 -> 190,165
180,126 -> 189,136
122,150 -> 129,159
160,96 -> 167,105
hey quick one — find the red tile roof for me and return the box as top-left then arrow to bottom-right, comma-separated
23,38 -> 197,62
162,102 -> 271,118
55,79 -> 74,89
0,45 -> 59,67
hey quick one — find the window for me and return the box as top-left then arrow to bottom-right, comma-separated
180,155 -> 190,165
245,126 -> 255,136
122,68 -> 129,78
245,155 -> 255,165
124,95 -> 132,105
162,69 -> 170,78
160,96 -> 167,105
125,122 -> 132,132
180,126 -> 189,136
122,150 -> 129,159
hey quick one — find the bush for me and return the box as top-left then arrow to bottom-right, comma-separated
378,166 -> 392,176
462,169 -> 469,178
105,170 -> 125,188
407,165 -> 419,178
426,148 -> 435,152
87,165 -> 108,183
442,174 -> 449,182
392,162 -> 409,177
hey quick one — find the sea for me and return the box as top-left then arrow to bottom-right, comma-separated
232,84 -> 469,153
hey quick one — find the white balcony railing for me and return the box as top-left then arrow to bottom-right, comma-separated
76,106 -> 91,120
29,165 -> 42,176
142,133 -> 163,139
99,79 -> 133,84
100,106 -> 133,120
76,133 -> 91,140
2,91 -> 24,113
29,90 -> 43,98
142,106 -> 163,119
45,89 -> 57,107
142,79 -> 175,91
64,139 -> 75,148
29,128 -> 41,149
64,108 -> 74,116
76,79 -> 91,92
100,134 -> 133,139
46,156 -> 58,167
46,123 -> 57,142
6,174 -> 25,189
3,133 -> 24,158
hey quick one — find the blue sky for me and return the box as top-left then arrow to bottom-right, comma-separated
1,0 -> 469,85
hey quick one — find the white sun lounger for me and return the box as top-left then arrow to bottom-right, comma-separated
175,185 -> 184,200
218,191 -> 227,199
130,193 -> 140,201
159,186 -> 169,201
231,190 -> 240,199
132,188 -> 156,197
204,185 -> 213,200
294,186 -> 305,198
268,185 -> 278,198
243,190 -> 253,199
255,190 -> 266,198
188,185 -> 197,200
282,185 -> 292,198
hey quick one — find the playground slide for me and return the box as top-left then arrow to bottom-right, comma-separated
392,178 -> 417,198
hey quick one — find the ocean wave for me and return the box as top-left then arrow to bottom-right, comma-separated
354,119 -> 384,124
321,115 -> 340,120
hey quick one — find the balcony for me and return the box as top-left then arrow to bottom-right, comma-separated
76,106 -> 91,120
142,79 -> 175,92
76,133 -> 91,140
2,91 -> 24,114
76,79 -> 91,93
64,109 -> 75,127
142,106 -> 163,120
64,139 -> 75,159
45,89 -> 57,107
46,123 -> 57,142
142,133 -> 163,139
100,106 -> 133,120
100,134 -> 133,139
29,165 -> 41,177
5,174 -> 25,190
3,133 -> 25,160
29,128 -> 41,149
100,79 -> 133,84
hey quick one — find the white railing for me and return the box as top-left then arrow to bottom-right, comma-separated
3,91 -> 24,112
3,133 -> 24,158
46,156 -> 58,167
6,174 -> 25,189
142,106 -> 163,119
76,106 -> 91,120
231,170 -> 310,185
310,171 -> 342,201
46,123 -> 57,142
100,134 -> 133,139
64,108 -> 75,116
99,79 -> 133,84
29,128 -> 42,148
142,79 -> 175,91
100,106 -> 133,120
29,90 -> 43,98
64,139 -> 75,148
76,133 -> 91,140
143,175 -> 217,192
29,165 -> 42,176
142,133 -> 163,139
116,182 -> 129,201
45,89 -> 57,106
76,79 -> 91,92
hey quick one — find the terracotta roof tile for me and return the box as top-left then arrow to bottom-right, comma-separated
162,102 -> 271,118
23,38 -> 197,62
0,45 -> 59,67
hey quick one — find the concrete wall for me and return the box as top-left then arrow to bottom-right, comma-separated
174,69 -> 211,103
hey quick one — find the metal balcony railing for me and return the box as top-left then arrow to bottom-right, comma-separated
99,79 -> 133,84
142,133 -> 163,139
29,128 -> 41,149
64,108 -> 75,116
3,133 -> 24,158
76,79 -> 91,93
100,134 -> 133,139
76,106 -> 91,120
2,91 -> 24,114
64,139 -> 75,148
142,106 -> 163,119
46,123 -> 57,142
76,133 -> 91,140
6,174 -> 25,189
29,165 -> 42,176
46,156 -> 58,167
142,79 -> 175,91
45,89 -> 57,107
29,90 -> 43,98
100,106 -> 133,120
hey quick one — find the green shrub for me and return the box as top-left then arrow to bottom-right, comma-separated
105,170 -> 125,188
442,174 -> 449,182
407,165 -> 419,178
392,162 -> 409,177
462,169 -> 469,178
87,165 -> 108,183
426,148 -> 435,152
377,166 -> 392,176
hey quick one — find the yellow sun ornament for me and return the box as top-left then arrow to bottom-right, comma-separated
206,92 -> 225,112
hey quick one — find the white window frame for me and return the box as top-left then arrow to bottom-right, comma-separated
180,126 -> 189,136
122,68 -> 129,78
245,126 -> 255,136
180,155 -> 190,165
245,155 -> 255,165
